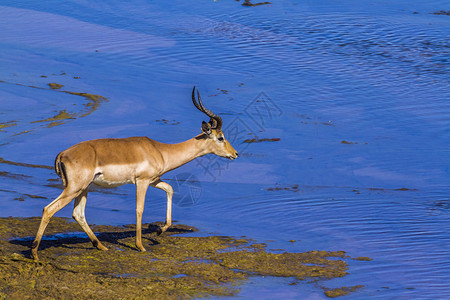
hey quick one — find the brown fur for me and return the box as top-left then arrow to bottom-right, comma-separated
31,131 -> 237,261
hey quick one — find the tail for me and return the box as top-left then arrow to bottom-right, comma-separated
54,153 -> 68,187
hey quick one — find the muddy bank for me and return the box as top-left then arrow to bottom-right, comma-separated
0,217 -> 366,298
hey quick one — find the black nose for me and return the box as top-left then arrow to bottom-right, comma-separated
235,152 -> 239,157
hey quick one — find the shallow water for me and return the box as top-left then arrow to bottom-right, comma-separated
0,0 -> 449,298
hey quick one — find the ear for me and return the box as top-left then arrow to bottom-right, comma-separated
201,121 -> 212,136
209,118 -> 218,129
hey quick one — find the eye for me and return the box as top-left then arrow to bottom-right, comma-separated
218,136 -> 224,142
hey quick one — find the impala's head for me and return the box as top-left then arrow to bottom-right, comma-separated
192,87 -> 238,160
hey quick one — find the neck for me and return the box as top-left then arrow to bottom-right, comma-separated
159,134 -> 210,173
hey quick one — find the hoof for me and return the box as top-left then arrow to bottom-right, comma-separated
31,240 -> 39,261
93,240 -> 108,251
156,227 -> 163,236
31,253 -> 39,261
157,224 -> 171,236
97,244 -> 109,251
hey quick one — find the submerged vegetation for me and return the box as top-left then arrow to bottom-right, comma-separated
0,77 -> 107,136
31,110 -> 76,128
325,285 -> 365,298
0,217 -> 367,298
48,83 -> 64,90
240,0 -> 272,7
243,137 -> 280,143
0,121 -> 17,131
431,10 -> 450,15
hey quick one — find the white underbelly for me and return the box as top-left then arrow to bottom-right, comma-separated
92,173 -> 133,187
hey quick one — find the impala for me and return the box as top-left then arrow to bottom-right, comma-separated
31,87 -> 238,261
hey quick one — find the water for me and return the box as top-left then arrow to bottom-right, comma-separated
0,1 -> 449,298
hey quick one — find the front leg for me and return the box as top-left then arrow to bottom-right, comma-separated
136,179 -> 150,252
151,180 -> 173,235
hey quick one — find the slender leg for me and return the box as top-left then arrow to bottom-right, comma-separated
73,188 -> 108,251
151,180 -> 173,235
135,179 -> 150,252
31,187 -> 82,261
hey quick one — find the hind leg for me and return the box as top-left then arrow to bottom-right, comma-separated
151,180 -> 173,235
31,187 -> 82,261
73,188 -> 108,251
135,178 -> 150,252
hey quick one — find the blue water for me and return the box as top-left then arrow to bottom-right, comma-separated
0,1 -> 449,298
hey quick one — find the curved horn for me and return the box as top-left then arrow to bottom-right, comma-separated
192,86 -> 204,112
192,86 -> 223,130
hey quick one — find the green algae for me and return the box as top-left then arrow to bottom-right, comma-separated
0,78 -> 108,134
0,171 -> 32,181
0,121 -> 17,131
340,140 -> 368,145
432,10 -> 450,15
0,217 -> 367,298
267,184 -> 299,192
241,0 -> 272,7
324,285 -> 364,298
156,119 -> 181,125
31,110 -> 75,125
213,250 -> 349,280
353,256 -> 373,261
62,91 -> 107,118
243,137 -> 280,143
48,83 -> 64,90
0,157 -> 53,170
